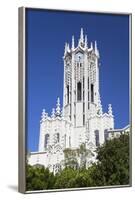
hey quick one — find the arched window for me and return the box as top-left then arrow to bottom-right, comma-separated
104,129 -> 109,142
67,85 -> 69,104
56,133 -> 60,143
44,134 -> 49,149
77,82 -> 82,101
95,130 -> 99,147
91,84 -> 94,103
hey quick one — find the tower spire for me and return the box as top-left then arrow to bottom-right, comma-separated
72,35 -> 75,50
56,97 -> 61,116
79,28 -> 84,46
85,35 -> 88,48
80,28 -> 84,43
94,40 -> 99,56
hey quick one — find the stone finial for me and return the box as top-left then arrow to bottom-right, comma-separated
41,109 -> 48,121
94,40 -> 99,57
78,28 -> 84,46
85,35 -> 88,48
64,42 -> 67,54
72,35 -> 75,50
80,28 -> 84,43
51,108 -> 55,119
90,42 -> 93,50
67,43 -> 70,52
56,97 -> 61,116
108,104 -> 113,116
98,105 -> 103,115
95,40 -> 97,50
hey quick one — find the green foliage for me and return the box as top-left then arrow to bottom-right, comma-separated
90,133 -> 130,186
26,165 -> 56,191
26,134 -> 130,191
54,167 -> 78,189
64,148 -> 79,169
64,143 -> 92,169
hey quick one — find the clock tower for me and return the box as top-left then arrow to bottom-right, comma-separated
63,28 -> 101,128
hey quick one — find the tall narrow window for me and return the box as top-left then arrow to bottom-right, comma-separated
91,84 -> 94,103
83,76 -> 84,89
88,77 -> 89,90
67,85 -> 69,104
77,82 -> 82,101
83,103 -> 85,113
56,133 -> 60,143
44,134 -> 49,149
88,91 -> 90,101
74,115 -> 76,127
83,91 -> 85,100
104,129 -> 109,142
95,130 -> 99,147
83,114 -> 85,125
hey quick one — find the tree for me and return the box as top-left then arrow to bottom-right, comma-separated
26,165 -> 56,191
26,133 -> 130,190
54,167 -> 77,189
63,148 -> 79,169
63,143 -> 93,169
90,133 -> 130,186
78,143 -> 93,168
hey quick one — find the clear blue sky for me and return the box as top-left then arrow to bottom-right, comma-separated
26,9 -> 129,152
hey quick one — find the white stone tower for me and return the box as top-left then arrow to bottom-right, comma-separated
63,28 -> 114,148
63,28 -> 100,127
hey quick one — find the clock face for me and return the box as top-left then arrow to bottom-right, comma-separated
75,52 -> 83,62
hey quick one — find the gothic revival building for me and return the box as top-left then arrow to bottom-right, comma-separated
28,28 -> 114,173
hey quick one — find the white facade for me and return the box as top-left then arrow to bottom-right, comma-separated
28,28 -> 114,173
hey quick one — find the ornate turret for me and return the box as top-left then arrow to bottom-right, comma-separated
56,97 -> 61,116
41,109 -> 48,122
108,104 -> 113,116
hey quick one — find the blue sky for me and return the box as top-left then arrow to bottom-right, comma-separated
26,9 -> 129,152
